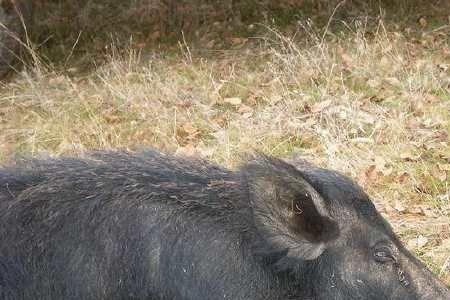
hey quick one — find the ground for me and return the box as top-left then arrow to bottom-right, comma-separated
0,0 -> 449,285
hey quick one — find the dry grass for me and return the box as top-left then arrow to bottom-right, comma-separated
0,0 -> 449,284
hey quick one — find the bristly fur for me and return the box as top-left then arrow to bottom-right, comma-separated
0,149 -> 449,300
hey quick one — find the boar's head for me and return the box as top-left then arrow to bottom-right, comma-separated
243,155 -> 450,300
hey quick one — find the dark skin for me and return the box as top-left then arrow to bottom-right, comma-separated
294,165 -> 450,300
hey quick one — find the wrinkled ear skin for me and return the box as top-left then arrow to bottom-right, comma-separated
242,155 -> 339,267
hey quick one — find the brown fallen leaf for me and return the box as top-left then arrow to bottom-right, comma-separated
311,100 -> 332,113
238,104 -> 253,114
415,183 -> 431,194
440,238 -> 450,249
374,157 -> 393,176
437,64 -> 449,72
394,200 -> 407,213
406,205 -> 426,216
384,77 -> 401,86
431,166 -> 447,182
224,97 -> 242,105
418,16 -> 428,28
358,165 -> 378,186
206,39 -> 215,48
230,37 -> 248,45
176,123 -> 200,145
424,207 -> 439,217
438,164 -> 450,171
367,78 -> 381,88
182,123 -> 198,135
407,235 -> 429,249
400,151 -> 421,162
341,53 -> 353,67
424,94 -> 440,103
212,114 -> 228,128
175,144 -> 198,156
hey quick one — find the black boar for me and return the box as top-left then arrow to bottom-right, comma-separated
0,150 -> 449,299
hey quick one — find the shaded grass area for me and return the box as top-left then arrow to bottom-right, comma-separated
25,0 -> 450,72
1,0 -> 450,285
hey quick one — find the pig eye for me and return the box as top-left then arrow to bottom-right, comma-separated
373,245 -> 395,263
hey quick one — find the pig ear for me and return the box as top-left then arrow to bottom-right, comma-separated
243,155 -> 339,262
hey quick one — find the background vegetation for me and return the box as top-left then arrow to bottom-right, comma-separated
1,0 -> 449,284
